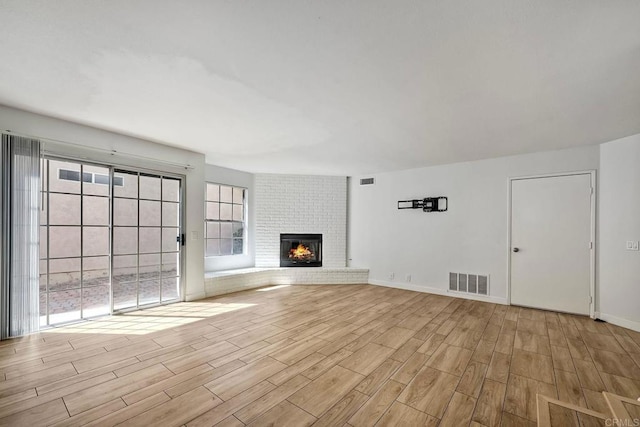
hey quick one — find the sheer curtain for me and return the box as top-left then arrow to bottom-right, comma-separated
1,134 -> 41,338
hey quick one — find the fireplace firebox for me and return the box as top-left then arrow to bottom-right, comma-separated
280,234 -> 322,267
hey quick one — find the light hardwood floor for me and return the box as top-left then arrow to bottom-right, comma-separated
0,284 -> 639,426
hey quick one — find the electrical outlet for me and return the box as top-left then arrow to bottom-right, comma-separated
405,274 -> 412,282
388,272 -> 395,280
627,241 -> 639,251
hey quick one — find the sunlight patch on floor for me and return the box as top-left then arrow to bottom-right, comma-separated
256,285 -> 291,292
42,302 -> 257,335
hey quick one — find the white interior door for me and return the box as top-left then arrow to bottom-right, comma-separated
510,173 -> 593,315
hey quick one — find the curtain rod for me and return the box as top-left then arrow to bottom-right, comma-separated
2,129 -> 195,170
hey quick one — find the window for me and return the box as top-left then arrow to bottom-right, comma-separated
58,168 -> 124,186
205,183 -> 245,256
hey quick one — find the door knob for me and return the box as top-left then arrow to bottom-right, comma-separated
513,247 -> 520,253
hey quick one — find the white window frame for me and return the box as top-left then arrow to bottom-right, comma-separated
57,168 -> 123,186
204,182 -> 246,256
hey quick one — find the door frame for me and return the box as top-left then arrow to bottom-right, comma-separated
507,170 -> 597,318
40,154 -> 186,324
109,166 -> 186,314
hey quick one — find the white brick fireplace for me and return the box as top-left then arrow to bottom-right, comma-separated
203,173 -> 368,297
254,174 -> 347,268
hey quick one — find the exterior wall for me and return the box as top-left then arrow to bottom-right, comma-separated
254,174 -> 347,268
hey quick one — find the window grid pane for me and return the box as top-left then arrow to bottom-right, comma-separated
205,184 -> 246,256
42,158 -> 183,325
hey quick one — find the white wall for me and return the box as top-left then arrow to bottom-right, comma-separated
598,134 -> 640,331
204,164 -> 255,271
349,146 -> 600,304
0,105 -> 207,301
4,103 -> 637,331
255,174 -> 347,268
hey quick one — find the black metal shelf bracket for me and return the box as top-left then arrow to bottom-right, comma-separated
397,196 -> 448,212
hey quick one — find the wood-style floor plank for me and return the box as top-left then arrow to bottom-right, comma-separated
354,358 -> 402,395
374,401 -> 437,426
234,374 -> 309,424
457,360 -> 489,398
486,351 -> 511,384
287,365 -> 364,417
472,378 -> 506,427
312,388 -> 368,427
0,283 -> 637,426
84,392 -> 170,426
0,398 -> 69,426
120,386 -> 221,427
64,363 -> 174,416
510,348 -> 555,384
348,379 -> 404,427
425,342 -> 473,376
245,400 -> 315,427
205,356 -> 286,401
339,342 -> 395,376
397,366 -> 458,418
439,391 -> 476,426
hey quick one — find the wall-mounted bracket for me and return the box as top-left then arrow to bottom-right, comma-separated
398,196 -> 448,212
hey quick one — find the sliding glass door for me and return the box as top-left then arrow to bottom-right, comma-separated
112,170 -> 182,311
39,158 -> 183,326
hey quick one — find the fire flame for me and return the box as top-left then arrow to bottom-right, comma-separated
289,244 -> 314,261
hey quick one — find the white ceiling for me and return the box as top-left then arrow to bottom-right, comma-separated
1,1 -> 639,175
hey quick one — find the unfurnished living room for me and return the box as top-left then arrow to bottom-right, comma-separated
0,1 -> 639,426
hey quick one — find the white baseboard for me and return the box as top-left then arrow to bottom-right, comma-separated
594,312 -> 640,333
368,279 -> 508,305
184,292 -> 206,302
206,284 -> 268,297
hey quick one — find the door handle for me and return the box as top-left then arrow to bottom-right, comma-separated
176,234 -> 185,246
513,247 -> 520,253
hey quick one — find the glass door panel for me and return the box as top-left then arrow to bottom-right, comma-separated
161,177 -> 181,302
139,174 -> 165,306
139,253 -> 160,305
83,285 -> 110,318
112,170 -> 139,311
140,174 -> 161,200
112,170 -> 182,311
40,160 -> 111,326
113,254 -> 138,310
40,158 -> 183,325
49,289 -> 81,325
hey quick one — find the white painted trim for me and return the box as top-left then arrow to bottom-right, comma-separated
507,178 -> 512,306
589,171 -> 597,318
509,170 -> 598,181
368,280 -> 508,305
595,312 -> 640,333
185,292 -> 206,302
507,170 -> 597,318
